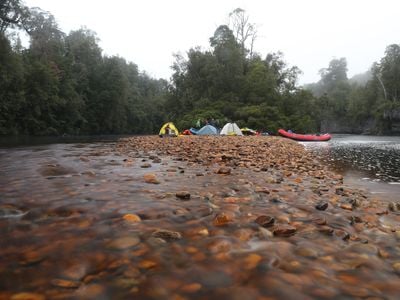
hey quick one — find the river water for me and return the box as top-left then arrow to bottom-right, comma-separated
1,135 -> 400,299
302,134 -> 400,201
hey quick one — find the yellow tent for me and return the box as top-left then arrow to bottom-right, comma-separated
241,127 -> 257,135
159,122 -> 179,137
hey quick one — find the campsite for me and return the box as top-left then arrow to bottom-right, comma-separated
159,121 -> 335,142
160,122 -> 246,137
2,1 -> 400,299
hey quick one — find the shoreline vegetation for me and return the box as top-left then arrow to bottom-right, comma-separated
1,135 -> 400,299
2,4 -> 400,136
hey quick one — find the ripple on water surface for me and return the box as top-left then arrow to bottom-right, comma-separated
300,135 -> 400,204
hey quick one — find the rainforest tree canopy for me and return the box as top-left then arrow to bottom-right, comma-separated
1,2 -> 400,135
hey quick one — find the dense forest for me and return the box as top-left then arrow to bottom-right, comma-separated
1,1 -> 400,136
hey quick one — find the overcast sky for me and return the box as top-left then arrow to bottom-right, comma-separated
24,0 -> 399,84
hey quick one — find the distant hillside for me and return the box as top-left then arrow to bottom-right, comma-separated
303,69 -> 372,97
349,70 -> 372,86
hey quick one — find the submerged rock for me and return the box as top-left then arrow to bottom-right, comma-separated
216,167 -> 232,175
255,215 -> 275,227
273,225 -> 297,237
152,229 -> 182,241
143,173 -> 160,184
175,191 -> 191,200
315,202 -> 328,211
108,236 -> 140,250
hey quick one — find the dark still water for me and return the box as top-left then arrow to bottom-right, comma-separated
0,134 -> 132,148
302,134 -> 400,201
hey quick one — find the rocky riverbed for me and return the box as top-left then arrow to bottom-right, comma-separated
1,135 -> 400,299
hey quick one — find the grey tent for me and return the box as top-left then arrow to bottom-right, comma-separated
196,124 -> 218,135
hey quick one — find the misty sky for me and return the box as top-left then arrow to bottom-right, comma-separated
24,0 -> 399,84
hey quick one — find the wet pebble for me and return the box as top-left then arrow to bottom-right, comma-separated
254,215 -> 275,227
388,202 -> 400,212
207,238 -> 232,253
123,214 -> 141,222
152,229 -> 182,241
312,217 -> 327,225
108,236 -> 140,250
81,170 -> 96,176
318,226 -> 334,236
138,260 -> 157,269
143,173 -> 160,184
234,228 -> 254,241
10,293 -> 46,300
197,228 -> 209,236
315,202 -> 328,211
392,262 -> 400,273
51,278 -> 80,288
273,225 -> 297,237
340,203 -> 353,211
350,215 -> 363,224
19,251 -> 46,266
147,237 -> 167,246
258,227 -> 273,239
334,229 -> 350,240
295,246 -> 319,258
243,253 -> 262,269
255,187 -> 270,194
61,263 -> 89,281
213,212 -> 232,226
216,167 -> 231,175
75,284 -> 106,299
176,191 -> 191,200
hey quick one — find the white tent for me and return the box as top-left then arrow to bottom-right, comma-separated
220,123 -> 243,136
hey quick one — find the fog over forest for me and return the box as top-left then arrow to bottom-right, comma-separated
1,1 -> 400,136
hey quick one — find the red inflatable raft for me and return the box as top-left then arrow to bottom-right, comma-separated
278,129 -> 331,142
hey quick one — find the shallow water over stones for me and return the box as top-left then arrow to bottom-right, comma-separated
0,136 -> 400,299
303,134 -> 400,201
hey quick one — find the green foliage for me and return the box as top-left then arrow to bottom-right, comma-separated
168,20 -> 320,135
306,46 -> 400,134
0,32 -> 24,134
0,5 -> 168,136
2,4 -> 400,136
0,0 -> 25,33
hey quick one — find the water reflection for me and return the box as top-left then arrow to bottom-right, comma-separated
302,134 -> 400,200
0,135 -> 134,148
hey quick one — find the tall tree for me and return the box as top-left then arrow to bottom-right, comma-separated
228,8 -> 257,58
23,7 -> 65,61
210,25 -> 243,97
316,58 -> 351,117
64,28 -> 103,133
377,44 -> 400,103
0,33 -> 24,134
0,0 -> 25,33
